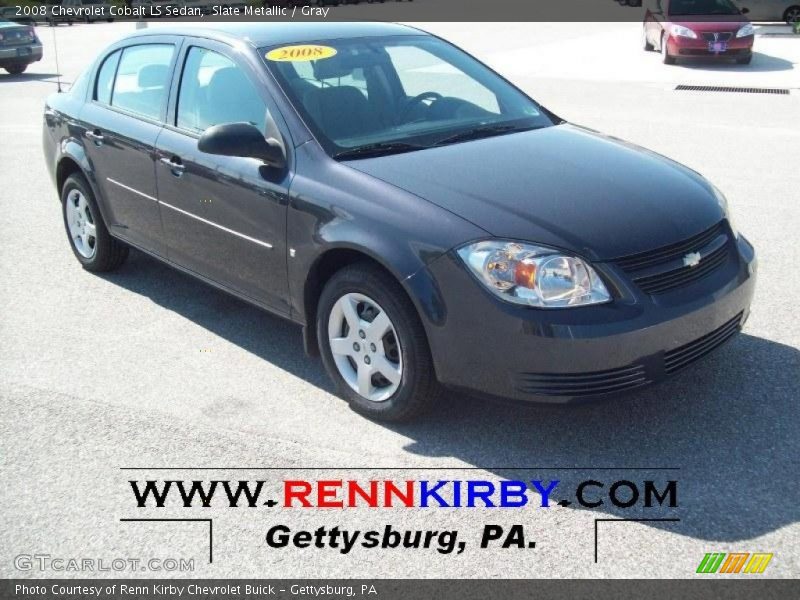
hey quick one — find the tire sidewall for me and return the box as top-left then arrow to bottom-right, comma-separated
61,174 -> 111,269
317,267 -> 426,420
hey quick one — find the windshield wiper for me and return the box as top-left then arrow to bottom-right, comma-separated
334,141 -> 427,160
431,124 -> 540,147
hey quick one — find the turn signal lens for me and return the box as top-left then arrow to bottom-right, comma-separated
457,241 -> 611,308
514,261 -> 537,288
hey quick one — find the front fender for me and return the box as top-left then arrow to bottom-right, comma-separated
286,142 -> 486,325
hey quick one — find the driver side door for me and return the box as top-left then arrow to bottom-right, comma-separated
155,40 -> 293,314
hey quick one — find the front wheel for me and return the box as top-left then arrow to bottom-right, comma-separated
317,263 -> 440,421
61,173 -> 129,272
4,64 -> 27,75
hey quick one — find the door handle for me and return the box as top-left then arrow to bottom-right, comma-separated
86,130 -> 104,145
159,156 -> 185,177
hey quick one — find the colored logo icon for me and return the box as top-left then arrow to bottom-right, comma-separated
696,552 -> 773,574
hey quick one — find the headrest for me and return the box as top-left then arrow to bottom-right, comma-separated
311,55 -> 355,80
138,64 -> 169,89
206,67 -> 244,102
311,50 -> 384,80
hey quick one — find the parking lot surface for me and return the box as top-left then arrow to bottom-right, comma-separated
1,20 -> 798,578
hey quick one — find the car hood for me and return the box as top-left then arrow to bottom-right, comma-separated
345,124 -> 725,261
668,19 -> 749,30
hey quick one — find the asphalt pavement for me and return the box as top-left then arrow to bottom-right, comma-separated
0,21 -> 798,579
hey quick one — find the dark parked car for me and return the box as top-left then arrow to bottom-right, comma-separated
42,23 -> 756,421
0,18 -> 42,74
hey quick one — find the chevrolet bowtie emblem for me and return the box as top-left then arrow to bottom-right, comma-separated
683,252 -> 702,268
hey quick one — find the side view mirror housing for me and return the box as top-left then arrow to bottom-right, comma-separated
198,122 -> 286,169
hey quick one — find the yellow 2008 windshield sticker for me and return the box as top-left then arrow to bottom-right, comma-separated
266,45 -> 337,62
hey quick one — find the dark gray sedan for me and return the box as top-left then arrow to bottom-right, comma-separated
0,19 -> 42,74
42,23 -> 756,421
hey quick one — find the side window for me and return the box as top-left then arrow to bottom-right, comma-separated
386,45 -> 500,114
177,47 -> 267,134
95,50 -> 120,104
110,44 -> 174,121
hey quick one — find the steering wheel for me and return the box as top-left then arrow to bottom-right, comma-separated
398,91 -> 443,123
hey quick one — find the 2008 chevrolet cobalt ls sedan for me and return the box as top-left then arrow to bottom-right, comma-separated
43,23 -> 756,421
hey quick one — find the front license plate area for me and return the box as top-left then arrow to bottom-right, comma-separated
708,41 -> 727,53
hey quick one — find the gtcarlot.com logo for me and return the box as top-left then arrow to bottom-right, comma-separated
14,554 -> 195,573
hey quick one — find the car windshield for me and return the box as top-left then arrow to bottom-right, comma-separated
262,35 -> 554,158
668,0 -> 741,16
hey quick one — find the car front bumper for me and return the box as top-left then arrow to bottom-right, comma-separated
0,43 -> 43,65
409,234 -> 756,404
668,35 -> 753,58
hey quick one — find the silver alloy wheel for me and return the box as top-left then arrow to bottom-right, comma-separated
327,292 -> 403,402
65,190 -> 97,259
787,7 -> 800,23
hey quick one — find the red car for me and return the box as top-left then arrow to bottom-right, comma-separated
643,0 -> 755,64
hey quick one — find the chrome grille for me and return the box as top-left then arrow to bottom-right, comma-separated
614,222 -> 731,295
701,32 -> 733,42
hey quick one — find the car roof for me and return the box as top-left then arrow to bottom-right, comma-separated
120,22 -> 425,49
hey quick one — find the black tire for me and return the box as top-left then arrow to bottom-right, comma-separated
783,6 -> 800,24
61,173 -> 129,272
736,54 -> 752,65
5,64 -> 27,75
317,262 -> 441,422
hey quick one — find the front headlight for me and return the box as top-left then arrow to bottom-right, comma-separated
670,24 -> 698,39
711,184 -> 738,237
736,23 -> 755,38
457,241 -> 611,308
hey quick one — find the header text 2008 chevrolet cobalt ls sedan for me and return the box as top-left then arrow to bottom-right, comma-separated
43,23 -> 756,421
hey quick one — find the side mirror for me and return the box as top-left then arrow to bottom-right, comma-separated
198,122 -> 286,169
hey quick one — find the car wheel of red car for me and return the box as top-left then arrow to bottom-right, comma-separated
661,33 -> 676,64
642,27 -> 654,51
737,55 -> 752,65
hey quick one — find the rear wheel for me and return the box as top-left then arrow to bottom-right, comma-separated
661,33 -> 676,64
784,6 -> 800,24
317,263 -> 440,421
4,64 -> 27,75
61,173 -> 128,272
736,54 -> 752,65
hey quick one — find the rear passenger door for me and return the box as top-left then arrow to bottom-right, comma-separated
155,39 -> 292,314
80,38 -> 179,256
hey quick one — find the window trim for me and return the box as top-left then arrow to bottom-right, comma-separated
93,48 -> 121,106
